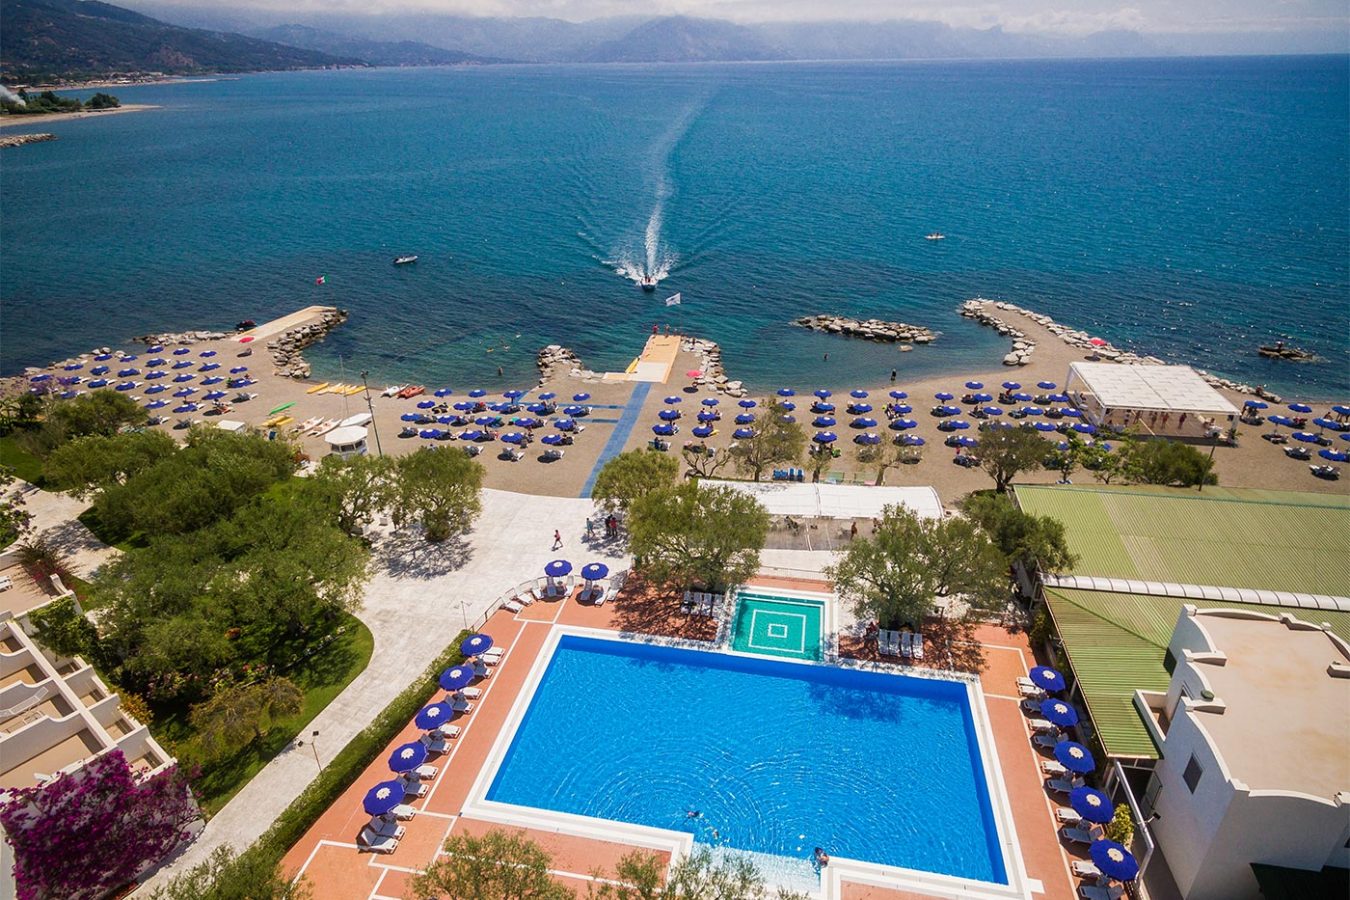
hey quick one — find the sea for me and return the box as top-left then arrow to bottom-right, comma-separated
1,56 -> 1346,397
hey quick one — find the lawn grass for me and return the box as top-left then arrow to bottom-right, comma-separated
157,613 -> 375,815
0,434 -> 45,485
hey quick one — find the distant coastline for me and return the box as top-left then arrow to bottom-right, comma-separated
27,76 -> 221,91
0,104 -> 159,129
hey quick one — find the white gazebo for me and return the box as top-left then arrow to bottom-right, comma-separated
323,425 -> 369,459
1065,363 -> 1239,437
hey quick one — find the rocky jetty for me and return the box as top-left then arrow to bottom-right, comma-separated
136,329 -> 230,346
0,133 -> 56,149
682,336 -> 748,398
535,345 -> 599,384
1257,344 -> 1318,363
266,308 -> 348,379
793,315 -> 935,346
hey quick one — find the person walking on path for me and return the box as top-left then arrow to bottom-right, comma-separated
552,529 -> 563,550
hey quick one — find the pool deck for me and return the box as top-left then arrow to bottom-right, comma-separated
281,578 -> 1078,900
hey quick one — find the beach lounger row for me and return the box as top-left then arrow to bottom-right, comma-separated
878,630 -> 925,659
680,591 -> 722,616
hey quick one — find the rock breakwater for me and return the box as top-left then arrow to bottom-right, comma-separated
682,337 -> 748,398
267,308 -> 348,379
535,345 -> 599,384
0,133 -> 56,149
793,315 -> 935,347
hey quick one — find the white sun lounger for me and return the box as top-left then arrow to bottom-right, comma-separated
1042,759 -> 1069,776
391,803 -> 416,820
1061,824 -> 1103,844
1033,731 -> 1065,749
1018,682 -> 1047,698
461,687 -> 482,699
597,585 -> 618,606
1046,776 -> 1084,794
358,828 -> 399,854
911,633 -> 924,660
0,576 -> 13,591
1028,718 -> 1059,734
900,631 -> 913,658
481,648 -> 504,664
414,764 -> 438,780
502,599 -> 524,613
681,591 -> 695,613
369,816 -> 405,839
401,780 -> 428,798
1055,806 -> 1082,824
1071,860 -> 1102,878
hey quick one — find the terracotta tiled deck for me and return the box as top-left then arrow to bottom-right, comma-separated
282,585 -> 1078,900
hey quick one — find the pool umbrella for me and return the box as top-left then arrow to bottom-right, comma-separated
500,432 -> 526,444
735,414 -> 755,425
545,559 -> 572,578
851,417 -> 878,429
1319,448 -> 1348,462
1289,402 -> 1312,413
935,391 -> 954,401
1090,840 -> 1140,883
200,350 -> 217,357
363,781 -> 405,817
692,426 -> 714,438
1291,432 -> 1319,443
664,396 -> 682,404
777,388 -> 795,396
702,397 -> 720,406
555,419 -> 577,431
573,392 -> 591,401
173,347 -> 190,355
813,416 -> 836,428
1041,698 -> 1080,728
417,400 -> 436,409
542,432 -> 566,445
1073,423 -> 1097,434
1070,787 -> 1115,825
1037,381 -> 1057,390
971,393 -> 993,403
1055,740 -> 1096,774
965,381 -> 984,390
850,389 -> 868,399
733,428 -> 756,439
739,399 -> 758,408
439,665 -> 474,691
889,418 -> 917,430
813,432 -> 837,444
982,406 -> 1004,417
849,403 -> 873,414
1030,666 -> 1065,692
581,563 -> 609,581
388,741 -> 428,774
563,405 -> 588,416
813,402 -> 836,413
659,409 -> 681,421
814,389 -> 832,398
900,435 -> 925,446
652,424 -> 675,436
855,432 -> 881,445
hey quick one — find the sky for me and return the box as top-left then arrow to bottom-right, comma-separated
129,0 -> 1350,35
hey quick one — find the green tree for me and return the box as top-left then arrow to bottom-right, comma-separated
1118,438 -> 1217,488
392,447 -> 484,542
855,441 -> 905,485
680,444 -> 732,479
189,677 -> 304,759
1104,804 -> 1135,845
628,481 -> 769,592
43,430 -> 177,498
826,504 -> 1007,629
306,453 -> 396,536
0,465 -> 32,547
48,390 -> 147,440
28,596 -> 100,662
149,846 -> 310,900
410,829 -> 573,900
978,426 -> 1048,491
961,492 -> 1077,574
590,848 -> 808,899
807,444 -> 835,482
728,400 -> 806,481
592,450 -> 679,512
1044,433 -> 1083,483
84,92 -> 121,110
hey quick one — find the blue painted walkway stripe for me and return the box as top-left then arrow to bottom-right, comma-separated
580,382 -> 652,498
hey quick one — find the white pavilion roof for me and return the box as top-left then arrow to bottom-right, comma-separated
710,481 -> 943,520
1068,363 -> 1239,415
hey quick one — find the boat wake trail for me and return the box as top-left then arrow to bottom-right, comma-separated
609,94 -> 710,289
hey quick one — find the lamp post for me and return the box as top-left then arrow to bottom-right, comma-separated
460,600 -> 469,631
295,730 -> 321,770
360,370 -> 384,457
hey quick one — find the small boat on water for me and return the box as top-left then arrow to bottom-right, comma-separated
639,275 -> 657,292
236,319 -> 257,331
394,255 -> 418,265
925,233 -> 946,241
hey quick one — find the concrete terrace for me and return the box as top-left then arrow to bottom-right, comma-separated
281,577 -> 1081,900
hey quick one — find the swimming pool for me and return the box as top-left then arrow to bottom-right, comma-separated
483,634 -> 1008,884
730,591 -> 825,661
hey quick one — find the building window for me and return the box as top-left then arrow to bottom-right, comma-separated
1183,754 -> 1203,793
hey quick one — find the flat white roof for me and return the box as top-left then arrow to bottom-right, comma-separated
1068,363 -> 1239,415
214,419 -> 246,433
710,481 -> 943,520
323,425 -> 368,445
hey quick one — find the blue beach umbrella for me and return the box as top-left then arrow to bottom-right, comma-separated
172,360 -> 193,370
516,417 -> 544,429
965,381 -> 984,390
971,393 -> 993,403
697,411 -> 718,422
813,432 -> 837,444
982,406 -> 1004,417
453,401 -> 474,411
849,403 -> 873,414
938,405 -> 962,416
1090,840 -> 1140,883
889,418 -> 917,430
814,389 -> 832,398
118,368 -> 139,377
541,432 -> 565,445
733,427 -> 756,439
851,417 -> 878,429
1055,740 -> 1096,774
900,435 -> 925,446
1292,432 -> 1319,443
781,401 -> 796,411
527,403 -> 550,414
94,353 -> 112,361
1021,406 -> 1044,416
702,397 -> 720,406
1268,414 -> 1293,428
500,432 -> 526,444
692,425 -> 714,438
850,389 -> 868,399
459,430 -> 484,441
91,365 -> 110,375
1242,399 -> 1268,410
813,416 -> 836,428
418,429 -> 440,439
1342,434 -> 1350,443
199,363 -> 219,372
659,409 -> 681,421
950,435 -> 978,447
1041,698 -> 1080,728
777,388 -> 795,396
146,371 -> 165,380
1319,448 -> 1348,462
172,347 -> 190,355
946,419 -> 970,430
148,359 -> 167,367
563,405 -> 588,416
813,402 -> 836,413
203,391 -> 226,401
539,392 -> 556,401
893,404 -> 913,415
1030,666 -> 1065,692
545,559 -> 572,577
1056,441 -> 1070,451
201,377 -> 223,385
362,781 -> 405,816
1002,381 -> 1021,390
1059,407 -> 1082,418
466,388 -> 486,398
554,418 -> 577,431
145,385 -> 167,394
439,665 -> 474,691
503,389 -> 525,400
780,415 -> 796,424
87,379 -> 109,388
1033,421 -> 1057,432
147,345 -> 164,352
735,413 -> 755,425
1289,402 -> 1312,414
854,432 -> 881,445
739,399 -> 757,408
200,349 -> 217,357
1074,423 -> 1097,434
1070,787 -> 1115,825
388,741 -> 428,774
1048,393 -> 1070,403
1011,392 -> 1033,402
889,390 -> 908,399
475,416 -> 500,426
652,423 -> 675,436
581,563 -> 609,581
573,392 -> 591,401
415,702 -> 452,730
417,400 -> 435,409
64,363 -> 83,371
145,400 -> 167,409
433,387 -> 453,397
115,382 -> 136,392
1037,381 -> 1057,390
173,404 -> 198,414
664,395 -> 682,404
173,388 -> 196,398
935,391 -> 954,401
400,413 -> 419,422
173,373 -> 194,383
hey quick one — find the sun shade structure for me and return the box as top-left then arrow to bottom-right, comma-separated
1065,362 -> 1238,425
709,481 -> 942,520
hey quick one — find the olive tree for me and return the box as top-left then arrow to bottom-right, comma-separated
392,447 -> 484,542
961,492 -> 1077,574
411,829 -> 572,900
728,400 -> 805,481
592,450 -> 679,512
979,426 -> 1048,491
628,481 -> 769,592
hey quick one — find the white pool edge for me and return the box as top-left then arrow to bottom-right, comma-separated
461,624 -> 1032,900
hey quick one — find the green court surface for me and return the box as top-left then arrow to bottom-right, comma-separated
730,593 -> 824,661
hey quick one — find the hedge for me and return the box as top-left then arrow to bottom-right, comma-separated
233,631 -> 470,875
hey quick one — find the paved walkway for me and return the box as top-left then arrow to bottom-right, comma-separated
580,382 -> 652,497
11,481 -> 118,577
137,488 -> 623,893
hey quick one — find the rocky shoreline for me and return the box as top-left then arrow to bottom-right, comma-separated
793,314 -> 935,349
959,298 -> 1266,397
265,309 -> 349,379
0,133 -> 56,149
534,345 -> 599,385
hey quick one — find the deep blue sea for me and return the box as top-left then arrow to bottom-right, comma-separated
2,57 -> 1346,396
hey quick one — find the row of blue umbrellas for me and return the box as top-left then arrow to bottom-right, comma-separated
544,559 -> 609,581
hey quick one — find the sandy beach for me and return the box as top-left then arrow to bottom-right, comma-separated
0,104 -> 159,129
10,303 -> 1349,507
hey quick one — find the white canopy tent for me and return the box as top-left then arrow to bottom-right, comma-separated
323,425 -> 369,459
1065,363 -> 1238,434
710,481 -> 943,520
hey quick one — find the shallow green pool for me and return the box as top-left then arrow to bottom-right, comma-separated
729,592 -> 824,661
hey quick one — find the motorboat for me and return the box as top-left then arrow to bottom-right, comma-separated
925,233 -> 946,241
394,255 -> 418,265
639,275 -> 657,291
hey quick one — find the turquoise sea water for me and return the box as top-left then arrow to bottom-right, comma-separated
486,635 -> 1005,881
1,57 -> 1346,396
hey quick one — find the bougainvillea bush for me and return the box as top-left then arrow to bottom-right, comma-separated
0,749 -> 198,900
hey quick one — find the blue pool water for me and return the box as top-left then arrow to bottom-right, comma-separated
486,635 -> 1006,883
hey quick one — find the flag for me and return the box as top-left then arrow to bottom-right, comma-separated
314,275 -> 326,285
664,293 -> 681,307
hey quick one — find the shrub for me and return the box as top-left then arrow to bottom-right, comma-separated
1105,803 -> 1135,845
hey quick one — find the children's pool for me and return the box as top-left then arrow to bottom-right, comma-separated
729,591 -> 825,661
